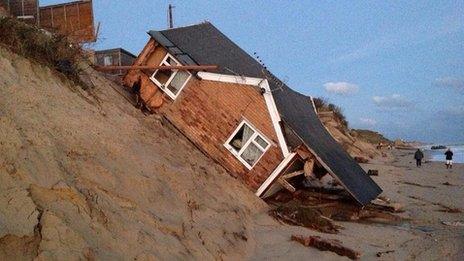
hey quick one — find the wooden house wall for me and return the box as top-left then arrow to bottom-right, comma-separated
124,40 -> 284,190
120,52 -> 136,68
95,50 -> 129,74
95,49 -> 136,84
1,0 -> 38,24
39,0 -> 95,43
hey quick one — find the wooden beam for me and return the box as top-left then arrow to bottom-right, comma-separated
135,39 -> 158,66
296,145 -> 311,160
278,178 -> 296,193
282,170 -> 304,180
304,158 -> 315,177
94,65 -> 218,71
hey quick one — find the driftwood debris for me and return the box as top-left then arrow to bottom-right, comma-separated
441,221 -> 464,227
409,195 -> 462,213
291,235 -> 361,260
271,205 -> 341,234
268,190 -> 405,228
371,198 -> 404,213
376,250 -> 395,257
400,181 -> 437,189
354,156 -> 369,163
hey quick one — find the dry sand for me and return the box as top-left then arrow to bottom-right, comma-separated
331,150 -> 464,260
0,47 -> 463,260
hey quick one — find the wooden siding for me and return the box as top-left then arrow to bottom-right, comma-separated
1,0 -> 38,24
123,40 -> 284,190
95,49 -> 136,76
39,0 -> 95,43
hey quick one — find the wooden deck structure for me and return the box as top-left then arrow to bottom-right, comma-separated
0,0 -> 39,25
0,0 -> 95,43
39,0 -> 95,43
94,48 -> 137,84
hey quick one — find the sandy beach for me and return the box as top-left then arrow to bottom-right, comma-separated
352,149 -> 463,259
252,149 -> 464,260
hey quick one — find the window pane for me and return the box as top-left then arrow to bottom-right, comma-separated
167,70 -> 189,95
103,56 -> 113,66
152,56 -> 179,86
153,69 -> 173,85
165,56 -> 178,66
254,135 -> 268,149
240,142 -> 264,166
229,124 -> 255,151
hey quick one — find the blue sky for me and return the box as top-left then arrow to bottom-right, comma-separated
42,1 -> 464,143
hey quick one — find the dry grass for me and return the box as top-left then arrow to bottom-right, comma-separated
313,97 -> 348,128
350,129 -> 392,145
0,17 -> 86,88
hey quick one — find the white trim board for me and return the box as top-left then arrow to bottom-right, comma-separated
149,53 -> 192,100
255,152 -> 296,197
260,80 -> 290,157
197,72 -> 264,86
197,72 -> 290,157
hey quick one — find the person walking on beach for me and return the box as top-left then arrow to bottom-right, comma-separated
414,149 -> 424,167
445,148 -> 453,169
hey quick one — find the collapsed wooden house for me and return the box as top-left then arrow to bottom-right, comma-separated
0,0 -> 95,43
123,22 -> 382,206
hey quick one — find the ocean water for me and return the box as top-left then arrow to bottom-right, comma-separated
423,144 -> 464,164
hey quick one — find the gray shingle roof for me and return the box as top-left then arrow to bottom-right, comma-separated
148,22 -> 381,205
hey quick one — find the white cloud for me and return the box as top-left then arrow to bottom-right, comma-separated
359,118 -> 377,126
372,94 -> 412,108
433,77 -> 464,90
323,82 -> 359,95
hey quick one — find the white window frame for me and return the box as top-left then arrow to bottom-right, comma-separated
224,120 -> 271,170
103,55 -> 113,66
149,53 -> 192,100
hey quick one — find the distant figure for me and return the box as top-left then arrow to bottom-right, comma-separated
445,148 -> 453,169
414,149 -> 424,167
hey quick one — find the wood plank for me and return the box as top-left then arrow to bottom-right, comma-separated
136,40 -> 158,66
291,235 -> 361,260
282,170 -> 304,179
304,158 -> 315,177
278,178 -> 296,193
95,65 -> 218,71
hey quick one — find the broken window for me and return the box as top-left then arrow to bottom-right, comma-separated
225,120 -> 270,169
149,54 -> 191,99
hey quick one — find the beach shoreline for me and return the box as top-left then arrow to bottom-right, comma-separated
245,148 -> 463,260
344,149 -> 463,259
